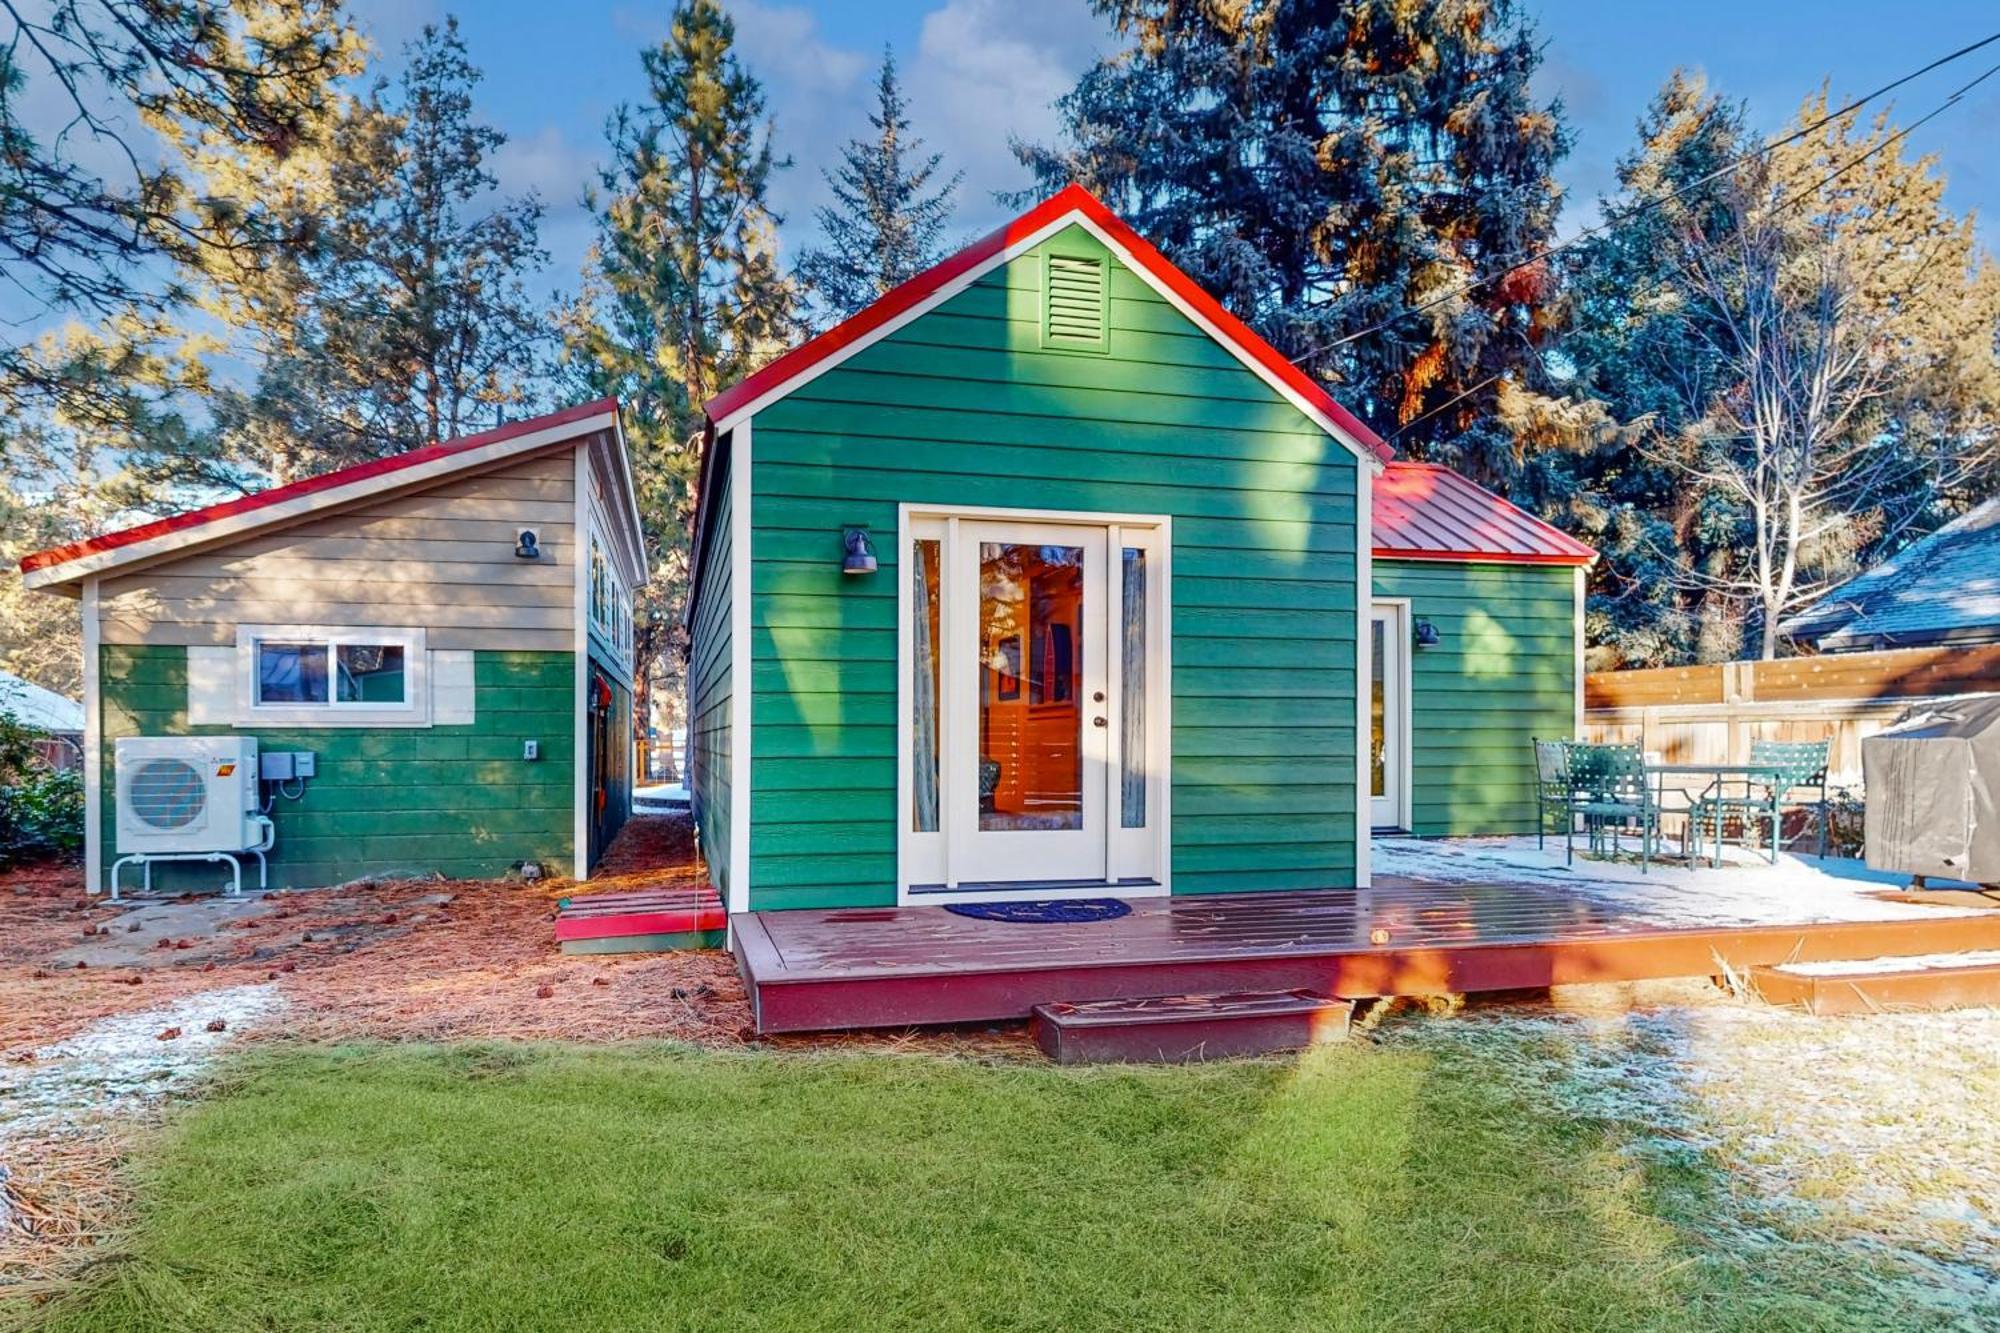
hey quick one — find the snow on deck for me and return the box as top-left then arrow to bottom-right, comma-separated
1372,835 -> 1986,929
1775,949 -> 2000,977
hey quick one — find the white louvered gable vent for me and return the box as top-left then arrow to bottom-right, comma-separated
1043,253 -> 1109,352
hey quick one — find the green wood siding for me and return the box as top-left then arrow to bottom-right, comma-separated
746,225 -> 1362,909
99,645 -> 574,890
1372,559 -> 1578,836
687,437 -> 734,900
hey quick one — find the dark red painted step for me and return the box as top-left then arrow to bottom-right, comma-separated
1031,989 -> 1353,1064
555,885 -> 725,952
1751,958 -> 2000,1015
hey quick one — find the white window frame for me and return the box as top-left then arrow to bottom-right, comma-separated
234,624 -> 430,727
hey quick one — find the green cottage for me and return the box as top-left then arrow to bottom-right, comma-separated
687,186 -> 1595,918
20,399 -> 646,896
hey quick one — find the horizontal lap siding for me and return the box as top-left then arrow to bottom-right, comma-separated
688,440 -> 734,899
97,450 -> 576,651
99,645 -> 573,890
1373,560 -> 1577,835
747,226 -> 1360,910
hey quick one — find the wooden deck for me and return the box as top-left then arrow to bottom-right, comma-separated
732,884 -> 2000,1033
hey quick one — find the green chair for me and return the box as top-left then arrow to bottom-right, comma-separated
1571,742 -> 1660,872
1533,739 -> 1587,864
1691,739 -> 1831,865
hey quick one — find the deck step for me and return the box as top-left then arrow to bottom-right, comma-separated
1031,989 -> 1353,1064
555,885 -> 726,955
1751,951 -> 2000,1016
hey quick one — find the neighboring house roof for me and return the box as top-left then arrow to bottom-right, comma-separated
19,398 -> 644,595
1373,463 -> 1597,567
0,669 -> 83,735
1781,496 -> 2000,651
702,183 -> 1392,464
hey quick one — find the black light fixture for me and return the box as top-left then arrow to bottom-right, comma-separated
1413,618 -> 1442,648
841,526 -> 878,575
514,528 -> 541,560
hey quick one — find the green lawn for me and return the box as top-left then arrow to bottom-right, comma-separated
26,1038 -> 1948,1332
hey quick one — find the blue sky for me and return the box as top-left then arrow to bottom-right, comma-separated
347,0 -> 1999,305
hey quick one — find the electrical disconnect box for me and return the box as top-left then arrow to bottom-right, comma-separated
259,751 -> 316,781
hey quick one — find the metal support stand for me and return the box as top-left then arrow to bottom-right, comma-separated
106,817 -> 275,902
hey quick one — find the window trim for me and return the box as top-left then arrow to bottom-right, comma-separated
233,625 -> 430,727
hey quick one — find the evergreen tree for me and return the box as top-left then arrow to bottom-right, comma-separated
203,18 -> 553,483
1017,0 -> 1570,482
562,0 -> 797,731
796,48 -> 960,321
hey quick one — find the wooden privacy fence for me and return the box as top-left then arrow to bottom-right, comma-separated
1583,644 -> 2000,787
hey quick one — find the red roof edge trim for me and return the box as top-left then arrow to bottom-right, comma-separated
1372,546 -> 1594,567
703,184 -> 1391,462
21,397 -> 619,576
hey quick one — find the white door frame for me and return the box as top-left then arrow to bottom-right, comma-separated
896,503 -> 1171,904
1370,599 -> 1413,832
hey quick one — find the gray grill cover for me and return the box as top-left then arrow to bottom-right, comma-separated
1863,695 -> 2000,882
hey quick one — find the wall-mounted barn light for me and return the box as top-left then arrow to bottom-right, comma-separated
1413,619 -> 1442,648
842,527 -> 878,576
515,528 -> 541,560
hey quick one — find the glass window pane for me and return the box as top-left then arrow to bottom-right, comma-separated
911,539 -> 941,833
1371,618 -> 1386,798
337,643 -> 407,703
1121,547 -> 1146,828
258,641 -> 328,704
979,542 -> 1083,832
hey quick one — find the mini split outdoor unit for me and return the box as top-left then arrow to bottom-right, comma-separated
111,736 -> 274,900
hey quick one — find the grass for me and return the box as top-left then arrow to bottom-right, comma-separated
23,1036 -> 1964,1332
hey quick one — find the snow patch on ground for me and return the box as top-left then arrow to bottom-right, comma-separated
1776,949 -> 2000,977
1374,835 -> 1985,928
1382,996 -> 2000,1317
0,984 -> 285,1144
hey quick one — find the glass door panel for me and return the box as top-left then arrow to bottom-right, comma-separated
978,541 -> 1084,832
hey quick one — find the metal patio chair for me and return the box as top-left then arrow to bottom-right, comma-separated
1690,738 -> 1832,865
1571,742 -> 1660,872
1533,739 -> 1587,864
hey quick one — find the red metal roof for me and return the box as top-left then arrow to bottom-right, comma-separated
1373,463 -> 1595,566
20,397 -> 621,577
703,184 -> 1391,462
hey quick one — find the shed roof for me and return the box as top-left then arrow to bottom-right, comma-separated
1372,463 -> 1596,566
19,398 -> 643,594
1781,496 -> 2000,650
0,669 -> 83,735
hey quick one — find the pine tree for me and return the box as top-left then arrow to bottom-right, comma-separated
206,18 -> 553,482
796,48 -> 960,321
562,0 -> 797,736
1017,0 -> 1570,483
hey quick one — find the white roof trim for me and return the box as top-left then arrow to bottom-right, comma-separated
708,208 -> 1382,473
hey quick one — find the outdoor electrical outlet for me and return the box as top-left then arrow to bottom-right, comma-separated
523,740 -> 539,761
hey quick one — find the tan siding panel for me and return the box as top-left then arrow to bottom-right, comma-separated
96,447 -> 580,651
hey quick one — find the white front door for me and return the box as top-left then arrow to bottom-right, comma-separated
951,521 -> 1108,883
1370,603 -> 1408,830
902,509 -> 1168,900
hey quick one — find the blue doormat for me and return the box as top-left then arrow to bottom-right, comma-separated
944,898 -> 1132,924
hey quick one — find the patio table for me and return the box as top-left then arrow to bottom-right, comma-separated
1643,762 -> 1788,866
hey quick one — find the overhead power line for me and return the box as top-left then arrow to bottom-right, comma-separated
1285,27 -> 2000,368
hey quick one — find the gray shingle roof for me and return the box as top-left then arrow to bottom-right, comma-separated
0,669 -> 84,735
1781,496 -> 2000,650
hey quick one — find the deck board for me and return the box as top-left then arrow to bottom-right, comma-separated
735,884 -> 2000,1033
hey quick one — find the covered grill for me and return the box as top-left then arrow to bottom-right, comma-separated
1863,695 -> 2000,885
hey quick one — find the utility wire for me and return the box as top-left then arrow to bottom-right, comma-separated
1285,27 -> 2000,367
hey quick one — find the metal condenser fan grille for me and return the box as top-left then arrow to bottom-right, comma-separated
128,757 -> 207,830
